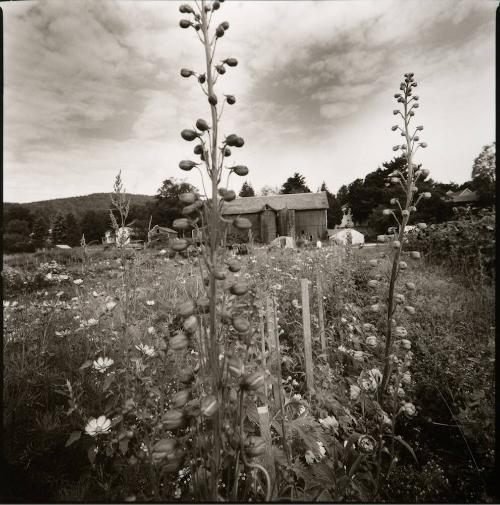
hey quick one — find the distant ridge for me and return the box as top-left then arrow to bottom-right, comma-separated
4,193 -> 155,221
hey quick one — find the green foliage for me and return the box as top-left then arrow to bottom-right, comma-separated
151,178 -> 198,228
32,217 -> 48,249
280,172 -> 311,194
471,142 -> 495,205
64,213 -> 82,247
320,182 -> 343,228
52,213 -> 69,245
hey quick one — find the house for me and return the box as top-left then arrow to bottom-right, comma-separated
221,192 -> 329,243
102,226 -> 143,248
148,225 -> 178,244
443,188 -> 480,204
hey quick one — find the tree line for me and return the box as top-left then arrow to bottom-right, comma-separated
3,143 -> 495,253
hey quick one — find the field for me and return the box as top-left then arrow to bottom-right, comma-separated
2,242 -> 495,502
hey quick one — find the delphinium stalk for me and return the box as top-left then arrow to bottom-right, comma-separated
156,1 -> 269,501
379,72 -> 430,399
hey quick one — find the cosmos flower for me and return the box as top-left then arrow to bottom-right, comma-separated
85,415 -> 112,437
135,343 -> 156,357
93,357 -> 114,373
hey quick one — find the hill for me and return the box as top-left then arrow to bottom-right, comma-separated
4,193 -> 155,223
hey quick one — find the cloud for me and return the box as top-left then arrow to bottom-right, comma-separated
2,0 -> 496,203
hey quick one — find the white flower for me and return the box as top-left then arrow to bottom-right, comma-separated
85,415 -> 112,437
135,343 -> 155,357
292,394 -> 302,402
292,379 -> 299,386
358,435 -> 376,454
318,416 -> 339,431
337,345 -> 347,353
400,339 -> 412,350
73,279 -> 83,286
291,299 -> 301,309
350,384 -> 361,400
298,405 -> 306,415
369,368 -> 383,385
400,402 -> 416,417
401,371 -> 412,385
93,357 -> 114,373
304,449 -> 315,465
106,301 -> 117,311
365,336 -> 378,348
353,351 -> 364,362
304,441 -> 326,465
394,326 -> 408,338
147,326 -> 156,335
146,300 -> 155,306
87,318 -> 98,326
159,249 -> 167,255
398,386 -> 406,398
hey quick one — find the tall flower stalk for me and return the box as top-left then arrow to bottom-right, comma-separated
379,72 -> 430,398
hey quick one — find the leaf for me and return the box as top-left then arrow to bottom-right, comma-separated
79,360 -> 93,371
102,374 -> 115,392
88,444 -> 97,464
119,437 -> 130,455
65,430 -> 81,447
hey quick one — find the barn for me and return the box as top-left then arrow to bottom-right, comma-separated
221,192 -> 329,243
148,225 -> 178,244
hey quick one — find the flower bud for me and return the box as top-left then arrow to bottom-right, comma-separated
221,21 -> 229,29
198,73 -> 206,84
390,198 -> 399,205
240,371 -> 265,391
393,110 -> 399,115
383,209 -> 392,216
225,95 -> 236,105
392,146 -> 399,151
232,316 -> 250,333
232,165 -> 249,176
401,210 -> 409,217
391,125 -> 398,131
171,238 -> 189,251
401,371 -> 412,385
405,282 -> 416,291
215,26 -> 225,37
177,300 -> 195,318
180,68 -> 195,78
224,58 -> 238,67
226,356 -> 245,377
392,240 -> 401,249
162,409 -> 186,430
200,395 -> 218,417
181,129 -> 198,141
230,282 -> 249,296
422,192 -> 431,199
171,389 -> 192,409
419,142 -> 427,148
196,118 -> 210,131
365,336 -> 378,348
179,367 -> 195,384
183,315 -> 199,334
179,19 -> 192,29
367,279 -> 378,288
169,332 -> 190,351
394,326 -> 407,338
404,306 -> 415,315
233,217 -> 252,230
400,339 -> 412,350
215,64 -> 226,75
401,402 -> 416,417
208,94 -> 218,106
410,251 -> 421,259
395,294 -> 405,304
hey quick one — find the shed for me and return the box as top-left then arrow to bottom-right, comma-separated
222,192 -> 328,244
148,225 -> 178,243
329,228 -> 365,245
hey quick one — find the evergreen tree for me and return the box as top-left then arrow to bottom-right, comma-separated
51,213 -> 68,244
80,210 -> 109,244
64,213 -> 81,246
320,182 -> 343,228
471,142 -> 495,205
239,181 -> 255,197
280,172 -> 311,194
31,217 -> 48,249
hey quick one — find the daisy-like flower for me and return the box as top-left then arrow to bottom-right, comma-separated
136,343 -> 155,357
350,384 -> 361,400
73,279 -> 83,286
400,402 -> 416,417
146,300 -> 155,306
292,394 -> 302,402
85,415 -> 112,437
353,351 -> 364,362
93,357 -> 114,373
147,326 -> 156,335
318,415 -> 339,432
87,318 -> 98,326
401,371 -> 412,385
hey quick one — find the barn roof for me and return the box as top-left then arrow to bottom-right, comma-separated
150,225 -> 177,234
444,188 -> 479,203
222,192 -> 329,215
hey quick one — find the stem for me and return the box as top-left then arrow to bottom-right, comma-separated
200,2 -> 221,499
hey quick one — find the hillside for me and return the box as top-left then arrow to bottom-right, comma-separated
4,193 -> 155,222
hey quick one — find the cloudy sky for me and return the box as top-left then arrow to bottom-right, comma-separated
3,0 -> 496,203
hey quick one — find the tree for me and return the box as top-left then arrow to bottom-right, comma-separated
51,213 -> 68,244
239,181 -> 255,197
319,182 -> 343,228
471,142 -> 495,205
260,185 -> 280,196
280,172 -> 311,194
80,210 -> 109,244
31,217 -> 48,250
5,219 -> 31,237
64,213 -> 81,246
151,178 -> 198,228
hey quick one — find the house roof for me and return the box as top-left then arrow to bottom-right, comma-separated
443,188 -> 479,203
149,225 -> 177,234
222,192 -> 329,215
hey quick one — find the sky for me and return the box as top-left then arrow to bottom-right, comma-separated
3,0 -> 496,203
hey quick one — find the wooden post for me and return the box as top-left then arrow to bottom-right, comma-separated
257,405 -> 275,485
316,270 -> 327,354
266,298 -> 276,353
301,278 -> 314,394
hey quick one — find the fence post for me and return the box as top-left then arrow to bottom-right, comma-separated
301,278 -> 314,394
316,270 -> 326,354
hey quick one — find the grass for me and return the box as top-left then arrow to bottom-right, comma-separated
2,242 -> 495,502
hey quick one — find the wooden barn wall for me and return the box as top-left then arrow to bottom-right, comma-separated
261,209 -> 277,243
223,213 -> 262,242
295,210 -> 327,240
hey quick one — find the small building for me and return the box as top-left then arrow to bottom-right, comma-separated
329,228 -> 365,245
221,192 -> 329,244
443,188 -> 480,204
148,225 -> 178,244
103,230 -> 116,245
55,244 -> 72,249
